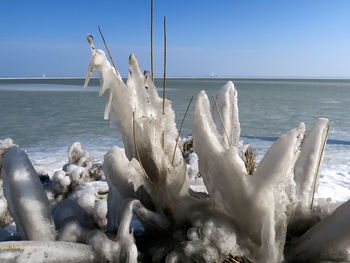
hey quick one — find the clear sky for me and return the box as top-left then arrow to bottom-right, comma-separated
1,0 -> 350,78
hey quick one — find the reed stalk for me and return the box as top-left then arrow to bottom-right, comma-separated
212,96 -> 232,147
162,16 -> 167,116
150,0 -> 154,81
161,16 -> 167,149
310,123 -> 330,209
133,112 -> 151,182
171,96 -> 193,165
97,26 -> 117,73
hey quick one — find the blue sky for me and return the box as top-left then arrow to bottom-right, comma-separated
1,0 -> 350,77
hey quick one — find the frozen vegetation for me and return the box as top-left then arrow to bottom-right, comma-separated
0,35 -> 349,262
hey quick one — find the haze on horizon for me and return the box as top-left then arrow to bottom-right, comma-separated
1,0 -> 350,78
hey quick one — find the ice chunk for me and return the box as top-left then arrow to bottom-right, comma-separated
93,200 -> 108,229
289,118 -> 330,236
86,36 -> 189,220
2,146 -> 56,241
286,200 -> 350,262
211,81 -> 241,147
67,142 -> 93,167
53,199 -> 92,242
193,85 -> 305,262
294,118 -> 330,211
52,170 -> 71,194
69,181 -> 108,216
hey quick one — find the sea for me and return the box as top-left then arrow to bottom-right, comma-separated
0,77 -> 349,202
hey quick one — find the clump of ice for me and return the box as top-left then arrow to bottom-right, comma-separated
65,142 -> 104,184
288,118 -> 330,236
2,146 -> 56,241
85,35 -> 189,226
286,199 -> 350,262
48,142 -> 105,206
93,200 -> 108,229
69,181 -> 108,215
193,85 -> 306,262
182,211 -> 243,262
68,142 -> 93,167
52,170 -> 71,195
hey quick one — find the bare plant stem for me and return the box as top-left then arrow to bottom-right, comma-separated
150,0 -> 154,81
161,16 -> 167,149
162,16 -> 167,115
212,96 -> 232,147
171,96 -> 193,165
310,123 -> 330,209
97,26 -> 117,73
133,112 -> 151,182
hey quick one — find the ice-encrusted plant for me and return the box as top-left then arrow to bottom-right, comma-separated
84,34 -> 333,262
84,35 -> 189,223
193,85 -> 332,262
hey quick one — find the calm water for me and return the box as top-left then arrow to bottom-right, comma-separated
0,78 -> 350,201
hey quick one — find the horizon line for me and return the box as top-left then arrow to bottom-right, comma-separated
1,76 -> 350,80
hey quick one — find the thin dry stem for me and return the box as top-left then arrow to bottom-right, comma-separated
310,123 -> 330,209
222,253 -> 252,263
171,96 -> 194,165
161,16 -> 167,149
97,26 -> 117,74
150,0 -> 154,81
132,111 -> 152,182
162,16 -> 167,115
212,96 -> 232,147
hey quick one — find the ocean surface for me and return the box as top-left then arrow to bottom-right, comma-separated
0,78 -> 349,202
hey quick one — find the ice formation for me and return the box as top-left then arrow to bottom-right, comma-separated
0,34 -> 348,262
84,35 -> 189,226
289,118 -> 330,236
2,146 -> 56,241
286,200 -> 350,262
193,88 -> 303,262
82,35 -> 336,262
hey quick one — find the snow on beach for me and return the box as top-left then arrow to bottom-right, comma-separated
22,132 -> 350,205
